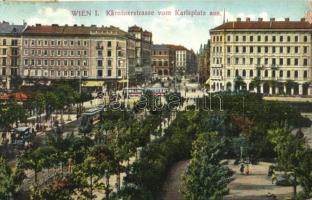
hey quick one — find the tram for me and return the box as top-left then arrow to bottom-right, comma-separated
79,106 -> 104,134
11,127 -> 35,146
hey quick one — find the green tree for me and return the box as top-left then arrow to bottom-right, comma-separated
182,132 -> 233,200
249,77 -> 262,93
18,146 -> 58,190
45,92 -> 59,122
234,76 -> 246,91
268,127 -> 307,198
0,157 -> 15,199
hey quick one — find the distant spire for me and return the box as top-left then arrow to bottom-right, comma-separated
223,8 -> 226,24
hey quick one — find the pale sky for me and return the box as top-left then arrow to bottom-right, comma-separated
0,0 -> 309,51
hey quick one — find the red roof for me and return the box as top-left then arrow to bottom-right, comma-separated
211,20 -> 312,31
23,24 -> 127,36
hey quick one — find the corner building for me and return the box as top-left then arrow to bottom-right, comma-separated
0,21 -> 26,90
209,17 -> 312,96
21,24 -> 135,91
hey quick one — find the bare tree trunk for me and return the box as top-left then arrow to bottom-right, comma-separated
293,175 -> 297,199
105,174 -> 110,199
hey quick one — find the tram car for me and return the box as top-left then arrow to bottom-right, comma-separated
79,106 -> 104,134
11,127 -> 35,146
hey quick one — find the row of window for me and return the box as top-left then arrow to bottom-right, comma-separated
212,34 -> 308,43
176,58 -> 186,62
212,46 -> 309,54
152,50 -> 168,55
24,49 -> 88,57
97,69 -> 122,77
213,57 -> 309,66
0,57 -> 19,66
25,69 -> 88,77
97,59 -> 124,68
1,39 -> 18,46
152,60 -> 169,66
212,68 -> 308,79
97,50 -> 122,57
1,48 -> 19,56
24,39 -> 90,47
96,41 -> 112,48
24,59 -> 88,67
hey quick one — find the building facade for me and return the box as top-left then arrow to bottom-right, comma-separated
172,45 -> 197,77
0,21 -> 26,90
175,45 -> 188,75
151,44 -> 175,78
198,41 -> 210,84
21,24 -> 135,91
187,49 -> 197,75
209,17 -> 312,96
128,25 -> 152,84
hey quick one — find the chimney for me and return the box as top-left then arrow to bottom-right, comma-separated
258,18 -> 263,22
35,24 -> 41,27
246,17 -> 250,22
270,18 -> 275,22
285,18 -> 290,22
301,18 -> 306,22
236,17 -> 241,22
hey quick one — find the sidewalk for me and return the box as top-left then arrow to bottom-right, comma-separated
225,160 -> 296,200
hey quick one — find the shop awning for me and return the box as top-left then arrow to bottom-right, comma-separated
0,94 -> 9,100
82,81 -> 104,87
118,79 -> 128,83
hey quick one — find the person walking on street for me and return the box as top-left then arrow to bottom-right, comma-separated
246,164 -> 250,175
271,172 -> 277,184
240,164 -> 245,174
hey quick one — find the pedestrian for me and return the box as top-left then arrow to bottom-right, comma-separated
271,172 -> 277,184
240,164 -> 245,174
268,165 -> 274,177
245,164 -> 250,175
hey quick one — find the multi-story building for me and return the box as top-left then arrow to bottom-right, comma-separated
151,44 -> 175,78
0,21 -> 26,90
171,45 -> 197,77
209,17 -> 312,96
198,41 -> 210,84
90,25 -> 136,90
128,25 -> 152,84
187,49 -> 197,75
21,24 -> 135,91
174,45 -> 189,75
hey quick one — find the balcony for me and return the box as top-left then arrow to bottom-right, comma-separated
271,64 -> 279,69
96,45 -> 103,50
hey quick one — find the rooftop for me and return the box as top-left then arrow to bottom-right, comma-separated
211,18 -> 312,31
128,25 -> 143,32
23,24 -> 128,36
152,44 -> 170,49
0,21 -> 26,35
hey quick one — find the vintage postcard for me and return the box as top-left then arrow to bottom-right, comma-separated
0,0 -> 312,200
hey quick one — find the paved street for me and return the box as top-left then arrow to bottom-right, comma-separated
161,160 -> 298,200
225,160 -> 296,200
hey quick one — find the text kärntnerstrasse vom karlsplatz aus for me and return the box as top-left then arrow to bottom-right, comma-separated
104,9 -> 220,16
